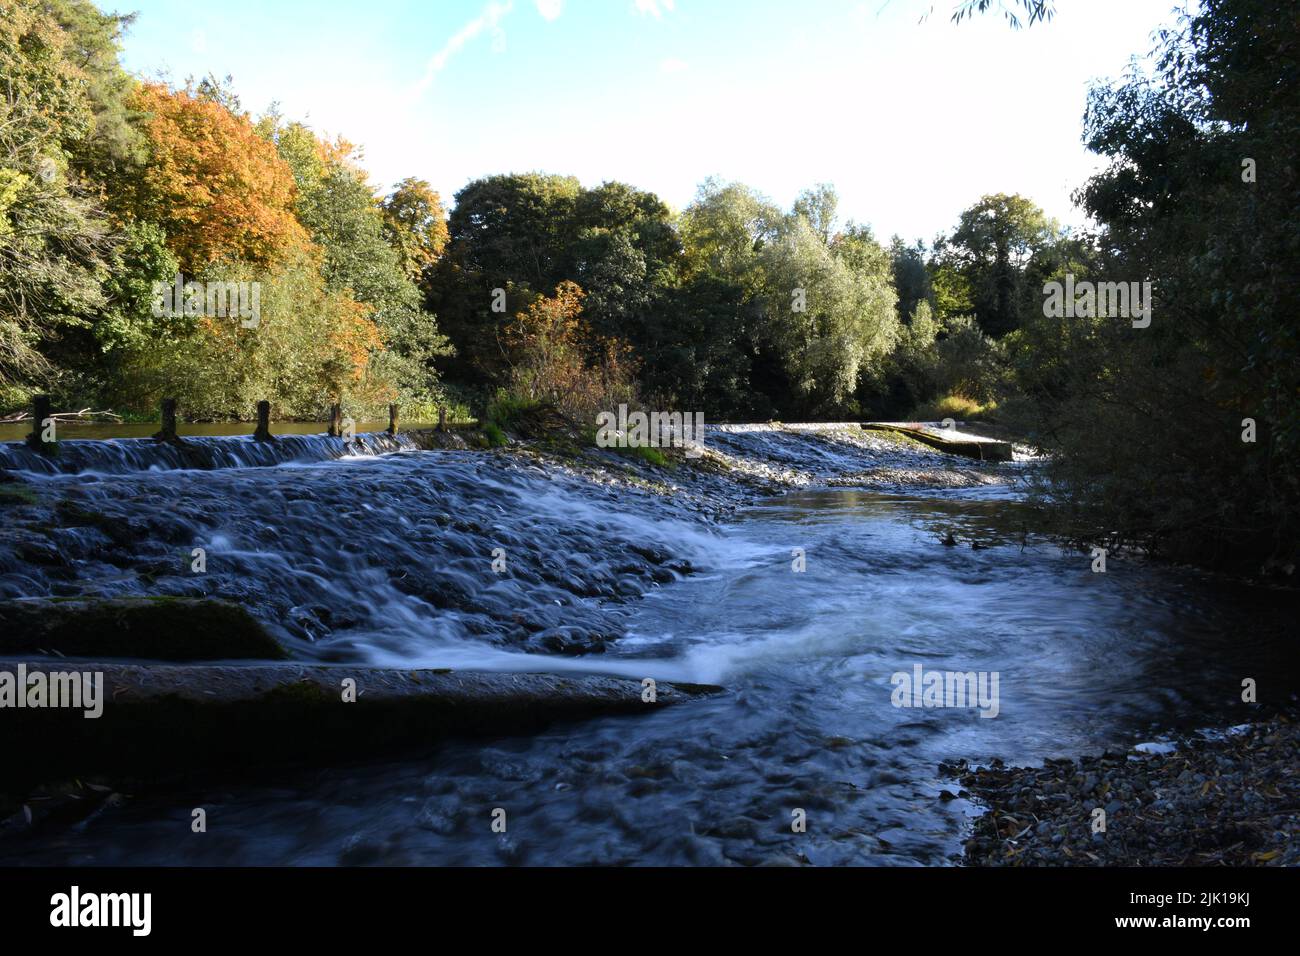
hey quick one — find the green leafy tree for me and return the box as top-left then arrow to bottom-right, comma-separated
889,236 -> 935,324
760,218 -> 899,413
1019,0 -> 1300,571
270,121 -> 449,409
0,0 -> 117,401
381,177 -> 449,282
936,193 -> 1057,337
679,178 -> 781,297
427,172 -> 583,387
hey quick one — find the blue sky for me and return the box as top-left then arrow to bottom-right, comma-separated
114,0 -> 1181,242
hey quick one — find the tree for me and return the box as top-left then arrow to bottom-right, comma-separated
937,193 -> 1056,337
569,181 -> 682,355
45,0 -> 147,183
153,248 -> 386,420
0,0 -> 118,398
793,184 -> 839,243
679,178 -> 781,296
429,174 -> 683,395
889,235 -> 934,323
641,278 -> 762,417
1018,0 -> 1300,571
443,172 -> 582,290
760,218 -> 898,412
269,120 -> 449,406
121,83 -> 308,272
382,177 -> 449,281
427,172 -> 583,387
502,280 -> 638,423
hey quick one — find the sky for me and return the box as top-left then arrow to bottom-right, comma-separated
114,0 -> 1182,243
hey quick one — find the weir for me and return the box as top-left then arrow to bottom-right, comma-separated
0,431 -> 419,475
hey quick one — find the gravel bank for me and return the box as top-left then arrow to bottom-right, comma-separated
948,714 -> 1300,866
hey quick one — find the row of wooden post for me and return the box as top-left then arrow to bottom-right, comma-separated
23,395 -> 447,451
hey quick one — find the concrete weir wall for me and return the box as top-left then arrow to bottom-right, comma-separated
859,423 -> 1015,462
0,662 -> 721,786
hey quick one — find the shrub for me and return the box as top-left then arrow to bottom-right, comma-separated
501,281 -> 640,426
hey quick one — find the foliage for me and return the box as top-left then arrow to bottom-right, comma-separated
1015,0 -> 1300,571
890,236 -> 934,323
500,280 -> 639,425
910,393 -> 997,422
760,218 -> 899,412
0,0 -> 117,393
267,120 -> 450,409
933,193 -> 1058,337
949,0 -> 1055,29
121,83 -> 308,272
382,177 -> 449,281
138,249 -> 384,420
485,391 -> 543,432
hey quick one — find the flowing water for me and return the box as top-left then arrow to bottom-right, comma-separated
0,428 -> 1294,865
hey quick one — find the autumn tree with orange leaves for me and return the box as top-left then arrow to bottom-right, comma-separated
119,83 -> 308,272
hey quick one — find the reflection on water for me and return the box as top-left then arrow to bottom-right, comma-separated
0,437 -> 1294,865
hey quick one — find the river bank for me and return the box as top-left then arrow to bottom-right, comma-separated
949,713 -> 1300,866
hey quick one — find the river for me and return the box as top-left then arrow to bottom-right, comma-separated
0,426 -> 1294,864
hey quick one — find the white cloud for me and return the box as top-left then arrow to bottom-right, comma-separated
534,0 -> 564,20
659,58 -> 688,73
634,0 -> 676,19
413,0 -> 514,96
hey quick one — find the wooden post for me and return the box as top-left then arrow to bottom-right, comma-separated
26,395 -> 54,452
253,400 -> 273,441
438,406 -> 447,432
328,403 -> 342,438
154,398 -> 178,442
388,403 -> 399,437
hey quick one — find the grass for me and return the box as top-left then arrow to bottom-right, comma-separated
909,394 -> 998,422
485,392 -> 543,432
479,391 -> 545,448
625,444 -> 669,467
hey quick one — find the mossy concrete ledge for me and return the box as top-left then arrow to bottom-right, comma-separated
0,662 -> 723,785
0,597 -> 287,661
860,422 -> 1015,462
